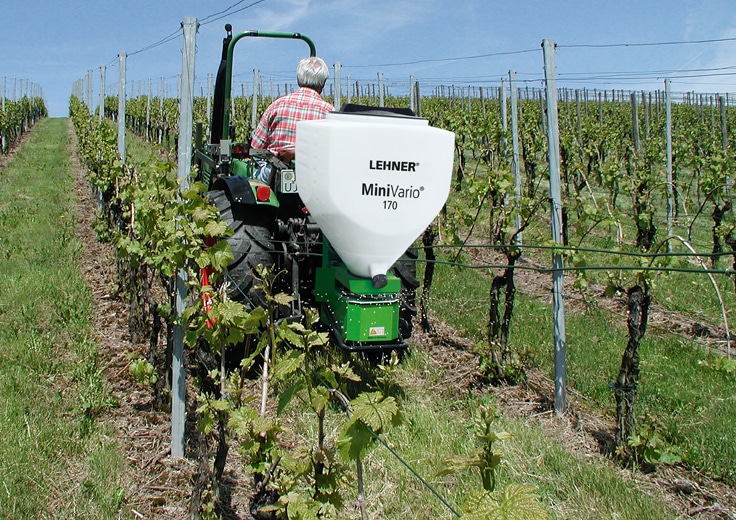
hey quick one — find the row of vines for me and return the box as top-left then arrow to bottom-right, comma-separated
110,87 -> 736,267
113,86 -> 736,340
70,92 -> 538,518
0,92 -> 47,154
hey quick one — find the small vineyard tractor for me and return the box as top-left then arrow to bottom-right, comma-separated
195,25 -> 454,352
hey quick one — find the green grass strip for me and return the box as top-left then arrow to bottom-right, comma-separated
0,118 -> 128,518
428,260 -> 736,487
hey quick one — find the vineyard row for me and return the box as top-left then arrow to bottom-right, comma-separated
0,77 -> 47,154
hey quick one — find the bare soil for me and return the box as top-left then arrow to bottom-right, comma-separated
67,120 -> 736,519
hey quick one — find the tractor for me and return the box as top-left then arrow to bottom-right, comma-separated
194,25 -> 454,352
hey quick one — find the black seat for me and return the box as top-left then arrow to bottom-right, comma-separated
338,103 -> 415,118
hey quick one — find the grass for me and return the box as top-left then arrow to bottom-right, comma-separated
424,254 -> 736,488
0,118 -> 130,518
268,336 -> 679,519
308,348 -> 677,519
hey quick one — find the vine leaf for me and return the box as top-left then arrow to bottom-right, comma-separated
277,380 -> 306,415
337,391 -> 400,461
350,391 -> 399,431
206,238 -> 234,271
270,291 -> 296,306
462,484 -> 549,520
337,419 -> 373,461
274,350 -> 305,379
309,386 -> 330,415
227,404 -> 259,436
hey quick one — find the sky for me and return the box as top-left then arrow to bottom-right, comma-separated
3,0 -> 736,117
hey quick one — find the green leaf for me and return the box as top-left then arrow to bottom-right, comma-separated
197,412 -> 215,435
462,484 -> 549,520
655,451 -> 682,464
604,281 -> 618,298
437,455 -> 478,476
331,362 -> 361,384
277,381 -> 306,415
273,350 -> 304,379
478,431 -> 511,444
309,386 -> 330,415
228,405 -> 258,435
192,206 -> 212,223
350,391 -> 399,432
209,398 -> 230,412
337,418 -> 374,461
270,292 -> 296,306
203,220 -> 231,238
318,367 -> 339,389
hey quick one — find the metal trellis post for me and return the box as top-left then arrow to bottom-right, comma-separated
251,68 -> 259,131
333,62 -> 342,111
378,72 -> 384,107
117,52 -> 126,165
510,71 -> 522,248
542,39 -> 567,416
99,67 -> 106,124
172,16 -> 197,460
665,79 -> 674,252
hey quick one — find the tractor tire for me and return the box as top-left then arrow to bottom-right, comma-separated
208,190 -> 275,308
390,247 -> 419,339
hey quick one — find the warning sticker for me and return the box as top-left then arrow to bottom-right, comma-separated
369,327 -> 386,337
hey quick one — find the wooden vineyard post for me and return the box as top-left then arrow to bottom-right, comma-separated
542,39 -> 568,416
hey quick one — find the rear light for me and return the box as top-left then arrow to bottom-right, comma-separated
256,186 -> 271,202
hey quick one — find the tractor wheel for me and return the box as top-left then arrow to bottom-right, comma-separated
208,190 -> 275,308
390,247 -> 419,339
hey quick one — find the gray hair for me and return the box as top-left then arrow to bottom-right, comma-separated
296,56 -> 329,90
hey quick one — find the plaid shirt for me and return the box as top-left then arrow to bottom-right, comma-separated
250,87 -> 333,154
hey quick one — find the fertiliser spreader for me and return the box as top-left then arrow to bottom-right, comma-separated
195,25 -> 455,352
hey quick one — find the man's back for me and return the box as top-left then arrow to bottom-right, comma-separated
251,87 -> 333,154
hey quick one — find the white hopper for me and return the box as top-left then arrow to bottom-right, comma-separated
296,111 -> 455,281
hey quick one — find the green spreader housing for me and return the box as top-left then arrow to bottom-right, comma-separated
315,244 -> 406,351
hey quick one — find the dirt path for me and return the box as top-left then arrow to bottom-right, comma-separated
70,119 -> 195,518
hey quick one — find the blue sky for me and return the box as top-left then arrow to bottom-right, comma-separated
3,0 -> 736,117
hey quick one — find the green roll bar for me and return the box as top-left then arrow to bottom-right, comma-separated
222,31 -> 317,138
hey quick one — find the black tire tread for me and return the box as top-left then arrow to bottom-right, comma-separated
208,190 -> 275,308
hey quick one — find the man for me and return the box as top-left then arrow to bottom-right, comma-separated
250,56 -> 333,182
